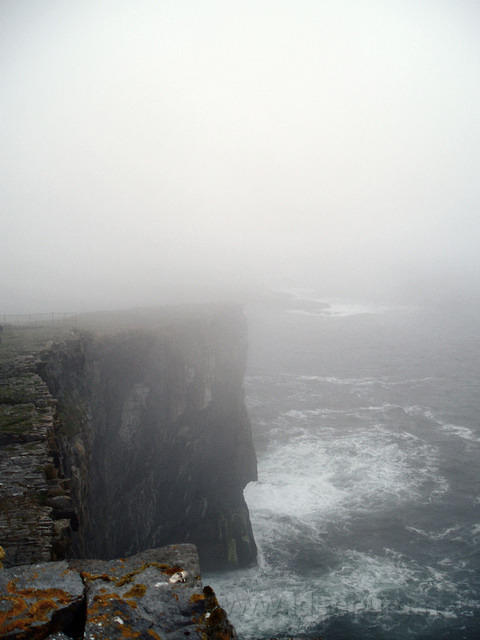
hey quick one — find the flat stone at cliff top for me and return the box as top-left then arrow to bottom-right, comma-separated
0,545 -> 237,640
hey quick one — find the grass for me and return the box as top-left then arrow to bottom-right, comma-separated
0,324 -> 70,366
0,404 -> 35,434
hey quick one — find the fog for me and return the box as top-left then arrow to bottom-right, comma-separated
2,0 -> 480,313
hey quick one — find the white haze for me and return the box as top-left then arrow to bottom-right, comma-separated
2,0 -> 480,312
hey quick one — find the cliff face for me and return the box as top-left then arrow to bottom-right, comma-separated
37,307 -> 257,571
0,352 -> 75,567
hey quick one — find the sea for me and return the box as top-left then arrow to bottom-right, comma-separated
205,291 -> 480,640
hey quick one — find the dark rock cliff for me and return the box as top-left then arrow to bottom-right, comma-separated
35,306 -> 257,571
0,352 -> 75,567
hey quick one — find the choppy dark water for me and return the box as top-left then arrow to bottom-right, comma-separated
206,295 -> 480,640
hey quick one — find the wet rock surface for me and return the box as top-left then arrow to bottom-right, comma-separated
0,545 -> 236,640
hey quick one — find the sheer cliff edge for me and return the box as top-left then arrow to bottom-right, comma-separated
0,306 -> 258,572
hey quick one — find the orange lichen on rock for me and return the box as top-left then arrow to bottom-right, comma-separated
157,563 -> 184,576
6,579 -> 17,593
124,583 -> 147,599
29,598 -> 57,618
119,625 -> 141,638
115,562 -> 184,587
81,571 -> 116,583
190,593 -> 206,603
82,562 -> 184,590
147,629 -> 162,639
0,577 -> 75,637
6,584 -> 72,605
88,590 -> 138,617
0,594 -> 27,617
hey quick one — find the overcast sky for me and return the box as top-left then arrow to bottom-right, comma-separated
2,0 -> 480,312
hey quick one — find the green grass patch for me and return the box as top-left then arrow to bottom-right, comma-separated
0,403 -> 36,433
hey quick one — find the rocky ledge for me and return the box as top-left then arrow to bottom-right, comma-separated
0,544 -> 236,640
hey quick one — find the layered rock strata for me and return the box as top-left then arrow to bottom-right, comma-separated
0,354 -> 75,568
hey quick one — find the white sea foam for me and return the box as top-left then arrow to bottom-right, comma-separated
246,422 -> 445,527
245,437 -> 347,519
399,606 -> 457,619
280,290 -> 391,317
297,373 -> 434,390
405,405 -> 480,443
234,306 -> 480,638
206,547 -> 457,639
441,422 -> 480,443
320,301 -> 389,317
405,525 -> 461,541
283,403 -> 405,420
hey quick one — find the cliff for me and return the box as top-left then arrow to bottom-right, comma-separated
0,350 -> 75,567
0,306 -> 257,572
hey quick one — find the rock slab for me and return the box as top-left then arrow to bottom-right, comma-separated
0,560 -> 84,639
0,545 -> 236,640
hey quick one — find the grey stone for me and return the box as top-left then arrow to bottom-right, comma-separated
74,545 -> 236,640
0,546 -> 237,639
0,560 -> 84,638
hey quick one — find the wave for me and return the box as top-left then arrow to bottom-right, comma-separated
286,303 -> 385,318
206,547 -> 463,639
246,423 -> 447,527
405,525 -> 462,541
237,331 -> 480,638
248,372 -> 436,390
298,374 -> 436,388
406,406 -> 480,443
276,289 -> 392,317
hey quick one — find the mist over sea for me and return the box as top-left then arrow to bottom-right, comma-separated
206,292 -> 480,640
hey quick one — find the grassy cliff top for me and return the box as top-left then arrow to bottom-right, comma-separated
0,324 -> 71,366
0,304 -> 245,366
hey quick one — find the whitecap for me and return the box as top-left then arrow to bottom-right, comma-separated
441,422 -> 480,443
405,406 -> 480,443
405,525 -> 461,541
